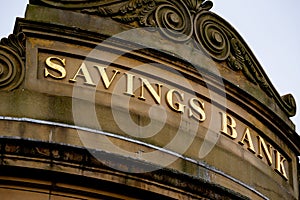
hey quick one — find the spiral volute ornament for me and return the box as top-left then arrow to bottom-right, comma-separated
281,94 -> 297,117
0,33 -> 25,91
154,1 -> 193,42
194,13 -> 230,61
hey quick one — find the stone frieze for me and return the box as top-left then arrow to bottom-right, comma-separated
27,0 -> 297,117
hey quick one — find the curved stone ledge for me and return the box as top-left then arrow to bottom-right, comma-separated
0,116 -> 296,199
0,137 -> 253,200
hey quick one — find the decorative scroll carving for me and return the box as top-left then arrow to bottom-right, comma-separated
194,13 -> 230,61
227,38 -> 273,97
194,13 -> 274,98
83,0 -> 213,42
191,12 -> 296,117
0,33 -> 26,91
112,0 -> 156,26
281,94 -> 297,117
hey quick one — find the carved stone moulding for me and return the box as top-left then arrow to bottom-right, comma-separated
29,0 -> 126,9
0,33 -> 26,91
0,137 -> 250,200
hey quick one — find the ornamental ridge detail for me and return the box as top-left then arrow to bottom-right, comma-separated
30,0 -> 296,117
80,0 -> 272,96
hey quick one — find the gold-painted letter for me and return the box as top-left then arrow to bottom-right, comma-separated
220,112 -> 238,139
238,128 -> 256,153
124,73 -> 135,96
94,66 -> 120,89
45,56 -> 66,79
274,150 -> 288,180
69,63 -> 96,86
188,98 -> 206,122
138,78 -> 162,104
166,89 -> 185,113
257,136 -> 273,166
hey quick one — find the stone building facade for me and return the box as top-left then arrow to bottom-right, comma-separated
0,0 -> 299,199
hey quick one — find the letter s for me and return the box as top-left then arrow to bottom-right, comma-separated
188,98 -> 206,122
45,56 -> 66,79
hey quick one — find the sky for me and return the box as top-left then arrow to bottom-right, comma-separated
0,0 -> 299,134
